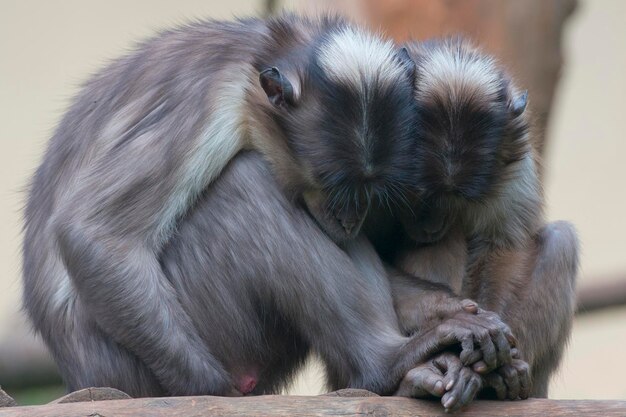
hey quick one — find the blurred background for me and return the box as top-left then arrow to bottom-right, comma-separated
1,0 -> 625,405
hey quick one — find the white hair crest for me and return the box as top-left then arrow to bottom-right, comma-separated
417,42 -> 502,103
317,27 -> 405,89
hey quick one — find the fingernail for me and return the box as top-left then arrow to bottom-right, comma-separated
435,380 -> 444,392
446,379 -> 455,390
444,396 -> 456,409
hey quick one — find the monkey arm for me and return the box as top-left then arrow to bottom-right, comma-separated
54,213 -> 235,395
387,268 -> 517,371
386,267 -> 532,403
466,221 -> 579,397
50,112 -> 243,395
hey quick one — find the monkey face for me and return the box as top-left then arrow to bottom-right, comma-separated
418,98 -> 508,202
403,38 -> 531,244
259,35 -> 419,242
415,90 -> 529,219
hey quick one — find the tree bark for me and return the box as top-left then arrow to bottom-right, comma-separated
1,395 -> 625,417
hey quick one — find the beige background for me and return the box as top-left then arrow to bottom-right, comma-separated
1,0 -> 625,400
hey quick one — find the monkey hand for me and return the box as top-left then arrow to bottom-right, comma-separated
394,352 -> 482,412
432,306 -> 518,373
477,349 -> 531,401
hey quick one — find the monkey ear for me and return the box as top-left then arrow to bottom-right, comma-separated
398,47 -> 417,84
510,90 -> 528,117
259,67 -> 295,108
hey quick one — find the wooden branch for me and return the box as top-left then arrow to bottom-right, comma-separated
48,387 -> 131,404
265,0 -> 278,15
577,279 -> 626,314
1,395 -> 625,417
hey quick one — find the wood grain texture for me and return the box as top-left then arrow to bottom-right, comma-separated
1,395 -> 625,417
48,387 -> 131,404
323,388 -> 379,397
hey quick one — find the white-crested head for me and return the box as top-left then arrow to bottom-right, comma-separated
317,26 -> 406,91
415,39 -> 502,105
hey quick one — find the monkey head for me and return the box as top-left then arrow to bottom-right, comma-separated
400,38 -> 535,244
258,27 -> 419,244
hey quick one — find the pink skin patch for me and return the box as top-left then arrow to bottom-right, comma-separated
237,374 -> 258,395
235,366 -> 260,395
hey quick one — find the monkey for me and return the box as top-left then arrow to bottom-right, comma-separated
21,14 -> 417,397
28,150 -> 513,405
382,38 -> 579,399
23,15 -> 519,399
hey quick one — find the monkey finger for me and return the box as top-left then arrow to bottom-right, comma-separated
472,360 -> 488,374
514,360 -> 531,399
501,365 -> 521,400
463,350 -> 484,368
441,368 -> 477,413
477,331 -> 498,371
395,366 -> 445,398
433,353 -> 463,391
442,368 -> 471,411
436,321 -> 475,350
453,314 -> 507,369
483,372 -> 507,400
505,331 -> 518,348
493,330 -> 513,366
476,310 -> 516,346
441,381 -> 463,412
460,299 -> 479,314
511,348 -> 521,359
459,369 -> 482,409
459,336 -> 477,364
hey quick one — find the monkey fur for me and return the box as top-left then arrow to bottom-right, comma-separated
389,38 -> 579,399
21,16 -> 485,399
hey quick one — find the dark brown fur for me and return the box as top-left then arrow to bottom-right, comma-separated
389,39 -> 579,398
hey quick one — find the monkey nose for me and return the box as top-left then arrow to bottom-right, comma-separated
340,218 -> 356,235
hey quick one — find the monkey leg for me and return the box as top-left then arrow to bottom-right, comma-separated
53,220 -> 236,396
47,300 -> 164,397
467,221 -> 579,397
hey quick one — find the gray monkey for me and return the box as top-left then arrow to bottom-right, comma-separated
387,38 -> 579,399
22,15 -> 422,396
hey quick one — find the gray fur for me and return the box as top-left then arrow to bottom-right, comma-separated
39,151 -> 465,396
22,15 -> 417,396
393,38 -> 580,398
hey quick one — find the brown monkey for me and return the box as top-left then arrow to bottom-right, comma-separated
390,38 -> 579,399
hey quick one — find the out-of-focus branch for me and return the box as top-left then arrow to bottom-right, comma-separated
265,0 -> 278,15
576,279 -> 626,314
